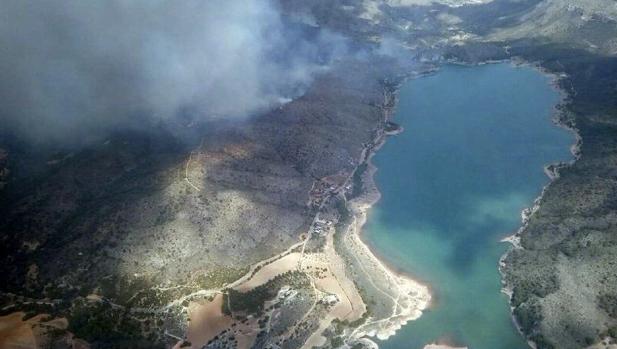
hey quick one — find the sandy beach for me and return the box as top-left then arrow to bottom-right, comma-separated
174,66 -> 435,349
334,75 -> 433,344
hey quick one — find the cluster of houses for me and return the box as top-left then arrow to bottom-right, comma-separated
310,218 -> 332,237
308,172 -> 350,209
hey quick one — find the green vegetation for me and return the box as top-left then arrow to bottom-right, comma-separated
222,271 -> 311,316
99,275 -> 179,308
608,326 -> 617,338
510,274 -> 559,307
333,310 -> 369,330
92,265 -> 249,312
350,163 -> 368,199
1,3 -> 616,349
195,266 -> 249,289
599,293 -> 617,318
513,302 -> 542,336
333,198 -> 352,246
496,42 -> 617,348
332,198 -> 355,269
68,300 -> 153,346
330,336 -> 344,348
529,334 -> 556,349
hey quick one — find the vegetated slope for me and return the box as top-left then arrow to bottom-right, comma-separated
299,1 -> 617,348
441,2 -> 617,348
0,56 -> 399,347
488,0 -> 617,55
500,44 -> 617,349
437,1 -> 617,347
2,0 -> 617,347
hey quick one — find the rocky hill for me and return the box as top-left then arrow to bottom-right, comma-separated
2,0 -> 617,348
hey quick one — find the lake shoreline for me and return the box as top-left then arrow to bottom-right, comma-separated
352,60 -> 578,348
352,65 -> 440,292
338,66 -> 441,346
496,60 -> 583,348
443,57 -> 584,348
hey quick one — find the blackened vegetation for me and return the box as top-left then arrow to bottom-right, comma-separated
0,54 -> 401,347
0,129 -> 184,291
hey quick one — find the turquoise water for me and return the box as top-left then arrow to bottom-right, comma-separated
366,64 -> 573,349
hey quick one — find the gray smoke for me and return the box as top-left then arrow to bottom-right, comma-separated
0,0 -> 346,145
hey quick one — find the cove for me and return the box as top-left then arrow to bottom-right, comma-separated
365,63 -> 574,348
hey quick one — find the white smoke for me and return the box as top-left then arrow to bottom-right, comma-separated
0,0 -> 346,144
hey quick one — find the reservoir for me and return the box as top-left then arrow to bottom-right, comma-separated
365,64 -> 574,348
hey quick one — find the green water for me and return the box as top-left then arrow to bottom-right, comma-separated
365,64 -> 573,349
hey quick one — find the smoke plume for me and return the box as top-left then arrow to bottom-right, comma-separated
0,0 -> 345,145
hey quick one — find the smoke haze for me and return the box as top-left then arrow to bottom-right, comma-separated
0,0 -> 345,145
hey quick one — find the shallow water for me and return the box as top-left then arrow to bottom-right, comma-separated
365,63 -> 574,349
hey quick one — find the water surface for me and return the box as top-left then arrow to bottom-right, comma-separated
365,63 -> 573,349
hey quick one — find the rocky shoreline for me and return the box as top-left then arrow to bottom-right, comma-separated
498,61 -> 583,348
348,59 -> 584,349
